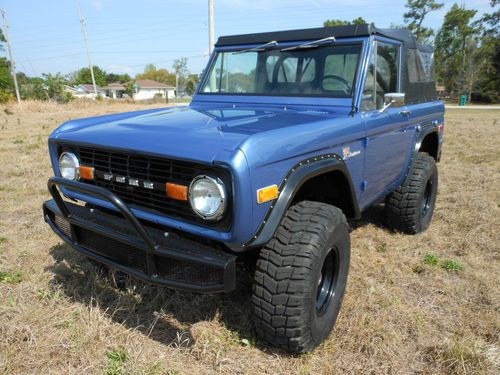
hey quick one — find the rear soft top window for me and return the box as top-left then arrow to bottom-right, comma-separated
407,49 -> 435,83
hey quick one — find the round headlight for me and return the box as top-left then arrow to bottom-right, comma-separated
189,175 -> 226,220
59,152 -> 80,180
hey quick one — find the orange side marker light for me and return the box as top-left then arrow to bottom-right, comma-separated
257,185 -> 279,204
80,165 -> 95,180
166,182 -> 188,201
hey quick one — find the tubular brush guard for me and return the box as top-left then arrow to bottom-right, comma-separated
43,177 -> 236,292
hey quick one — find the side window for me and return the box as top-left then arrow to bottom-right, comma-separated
361,41 -> 400,111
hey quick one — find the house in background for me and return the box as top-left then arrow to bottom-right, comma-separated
63,85 -> 78,97
104,82 -> 127,99
73,84 -> 105,99
132,79 -> 175,101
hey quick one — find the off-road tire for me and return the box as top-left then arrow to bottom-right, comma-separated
385,152 -> 438,234
252,201 -> 350,353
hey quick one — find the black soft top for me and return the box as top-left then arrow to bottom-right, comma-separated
216,25 -> 437,104
215,24 -> 433,52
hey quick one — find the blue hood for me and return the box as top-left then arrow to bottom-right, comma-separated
51,103 -> 348,163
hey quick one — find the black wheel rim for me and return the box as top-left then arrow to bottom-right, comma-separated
421,179 -> 433,217
316,247 -> 339,316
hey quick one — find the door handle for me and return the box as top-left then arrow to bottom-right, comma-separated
399,110 -> 412,116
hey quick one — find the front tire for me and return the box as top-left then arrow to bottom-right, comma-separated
252,201 -> 350,353
385,152 -> 438,234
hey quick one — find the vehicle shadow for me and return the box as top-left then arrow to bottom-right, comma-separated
46,205 -> 388,355
349,202 -> 387,231
46,243 -> 259,351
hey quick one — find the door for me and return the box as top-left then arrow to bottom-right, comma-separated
360,40 -> 416,208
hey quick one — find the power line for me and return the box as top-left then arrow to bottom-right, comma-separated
1,10 -> 21,103
18,53 -> 85,63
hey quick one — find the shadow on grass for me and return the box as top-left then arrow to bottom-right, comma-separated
45,205 -> 388,355
46,243 -> 261,351
349,203 -> 387,231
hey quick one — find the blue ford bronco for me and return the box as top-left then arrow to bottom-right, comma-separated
43,25 -> 444,353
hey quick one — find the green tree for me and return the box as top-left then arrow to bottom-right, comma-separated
323,17 -> 367,27
435,4 -> 478,97
172,57 -> 190,88
403,0 -> 444,44
474,0 -> 500,101
19,76 -> 48,101
72,66 -> 107,87
136,64 -> 176,86
185,80 -> 196,96
105,72 -> 131,84
0,29 -> 13,103
43,73 -> 71,102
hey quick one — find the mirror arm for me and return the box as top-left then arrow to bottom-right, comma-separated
378,100 -> 394,113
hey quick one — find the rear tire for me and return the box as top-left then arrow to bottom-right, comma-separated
385,152 -> 438,234
252,201 -> 350,353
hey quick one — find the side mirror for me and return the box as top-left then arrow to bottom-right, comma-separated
379,93 -> 405,113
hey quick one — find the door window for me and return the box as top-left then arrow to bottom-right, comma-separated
361,41 -> 400,111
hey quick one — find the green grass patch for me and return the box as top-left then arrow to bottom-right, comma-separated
12,139 -> 24,144
38,287 -> 59,302
0,270 -> 23,284
376,243 -> 388,253
441,260 -> 464,271
105,347 -> 128,375
0,236 -> 6,244
424,254 -> 439,266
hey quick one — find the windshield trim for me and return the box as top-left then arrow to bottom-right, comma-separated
197,41 -> 363,100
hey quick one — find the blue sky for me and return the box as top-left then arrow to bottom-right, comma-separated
0,0 -> 494,78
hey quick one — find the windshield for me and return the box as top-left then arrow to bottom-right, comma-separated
199,44 -> 362,98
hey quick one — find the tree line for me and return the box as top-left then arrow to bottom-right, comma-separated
1,1 -> 498,103
324,0 -> 499,102
0,33 -> 199,103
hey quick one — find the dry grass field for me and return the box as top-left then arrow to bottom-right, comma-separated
0,100 -> 498,375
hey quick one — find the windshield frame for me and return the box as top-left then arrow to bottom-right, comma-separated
196,38 -> 366,105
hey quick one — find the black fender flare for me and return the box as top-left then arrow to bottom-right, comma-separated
243,153 -> 360,249
403,123 -> 441,185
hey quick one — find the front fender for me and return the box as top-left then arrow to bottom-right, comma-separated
243,153 -> 360,249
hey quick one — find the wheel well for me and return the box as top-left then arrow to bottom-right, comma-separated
419,131 -> 439,161
291,170 -> 356,218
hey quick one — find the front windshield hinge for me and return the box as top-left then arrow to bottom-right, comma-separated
281,36 -> 336,52
234,40 -> 278,54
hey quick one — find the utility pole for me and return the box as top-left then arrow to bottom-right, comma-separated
1,10 -> 21,103
79,4 -> 98,96
208,0 -> 216,91
208,0 -> 214,54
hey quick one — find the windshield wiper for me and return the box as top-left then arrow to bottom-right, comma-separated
281,36 -> 336,52
234,40 -> 279,54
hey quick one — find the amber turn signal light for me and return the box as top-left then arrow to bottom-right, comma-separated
166,182 -> 188,201
79,165 -> 95,180
257,184 -> 279,204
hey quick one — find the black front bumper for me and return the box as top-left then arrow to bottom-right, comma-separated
43,177 -> 236,292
